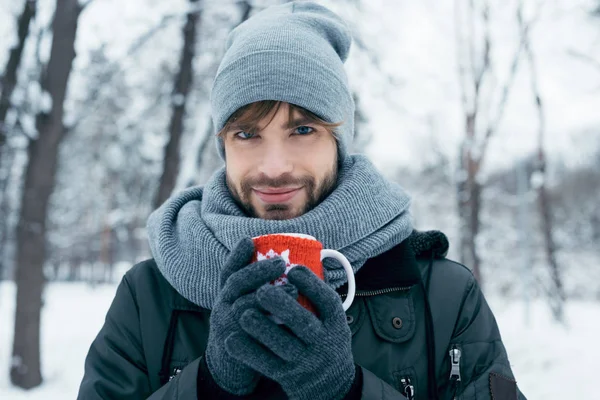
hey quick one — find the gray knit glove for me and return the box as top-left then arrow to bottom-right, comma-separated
204,237 -> 287,395
225,265 -> 356,400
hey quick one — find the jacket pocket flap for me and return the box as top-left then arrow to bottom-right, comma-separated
365,288 -> 416,343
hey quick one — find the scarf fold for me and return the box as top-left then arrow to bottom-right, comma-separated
147,155 -> 413,309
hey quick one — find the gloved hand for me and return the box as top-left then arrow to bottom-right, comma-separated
225,265 -> 356,400
204,237 -> 287,395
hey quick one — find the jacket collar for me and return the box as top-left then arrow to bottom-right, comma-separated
336,237 -> 422,295
336,230 -> 449,294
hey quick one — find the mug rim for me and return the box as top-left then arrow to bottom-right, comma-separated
253,233 -> 317,241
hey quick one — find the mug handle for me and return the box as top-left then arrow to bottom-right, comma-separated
320,249 -> 356,311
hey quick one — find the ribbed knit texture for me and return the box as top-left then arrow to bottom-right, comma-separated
146,155 -> 412,309
211,1 -> 355,161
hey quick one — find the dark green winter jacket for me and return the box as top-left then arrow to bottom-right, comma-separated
77,234 -> 526,399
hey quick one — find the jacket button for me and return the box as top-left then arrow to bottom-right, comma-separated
392,317 -> 403,329
346,315 -> 354,324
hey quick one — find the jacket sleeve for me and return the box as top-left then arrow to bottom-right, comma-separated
77,275 -> 200,399
444,275 -> 526,400
360,367 -> 407,400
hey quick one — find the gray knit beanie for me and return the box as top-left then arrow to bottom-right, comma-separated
211,1 -> 355,161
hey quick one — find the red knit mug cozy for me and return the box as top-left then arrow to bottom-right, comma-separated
252,233 -> 356,314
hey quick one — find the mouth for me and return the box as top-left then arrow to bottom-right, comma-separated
253,187 -> 303,204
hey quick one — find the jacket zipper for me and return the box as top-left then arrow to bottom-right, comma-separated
168,367 -> 182,381
449,344 -> 462,400
340,286 -> 412,298
400,376 -> 415,400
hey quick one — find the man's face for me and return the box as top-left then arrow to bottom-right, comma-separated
223,103 -> 338,220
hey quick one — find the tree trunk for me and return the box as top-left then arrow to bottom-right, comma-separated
0,0 -> 37,153
457,114 -> 483,285
537,147 -> 565,320
592,213 -> 600,242
11,0 -> 81,389
154,0 -> 201,208
457,161 -> 483,285
0,0 -> 37,271
519,0 -> 565,321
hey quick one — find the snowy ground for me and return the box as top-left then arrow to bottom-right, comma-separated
0,281 -> 597,399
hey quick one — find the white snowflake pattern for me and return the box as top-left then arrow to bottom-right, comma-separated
256,249 -> 297,285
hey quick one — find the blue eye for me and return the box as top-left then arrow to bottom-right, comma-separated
235,131 -> 255,140
294,126 -> 314,135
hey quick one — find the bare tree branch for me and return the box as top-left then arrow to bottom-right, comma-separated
477,26 -> 527,163
568,49 -> 600,72
351,31 -> 407,115
455,0 -> 470,111
467,0 -> 477,89
352,34 -> 405,88
477,47 -> 522,162
478,3 -> 544,164
455,0 -> 492,117
474,1 -> 491,100
79,0 -> 95,12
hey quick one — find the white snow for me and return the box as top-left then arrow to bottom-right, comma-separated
171,93 -> 186,107
0,280 -> 597,398
39,91 -> 53,114
530,170 -> 545,189
0,282 -> 116,399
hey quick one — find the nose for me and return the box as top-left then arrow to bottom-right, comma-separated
257,142 -> 294,178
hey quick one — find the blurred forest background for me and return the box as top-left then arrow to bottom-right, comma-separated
0,0 -> 599,395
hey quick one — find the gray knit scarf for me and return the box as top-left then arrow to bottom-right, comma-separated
147,155 -> 413,309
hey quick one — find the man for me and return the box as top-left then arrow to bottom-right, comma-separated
78,2 -> 526,399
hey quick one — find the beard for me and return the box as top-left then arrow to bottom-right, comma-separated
226,168 -> 338,220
